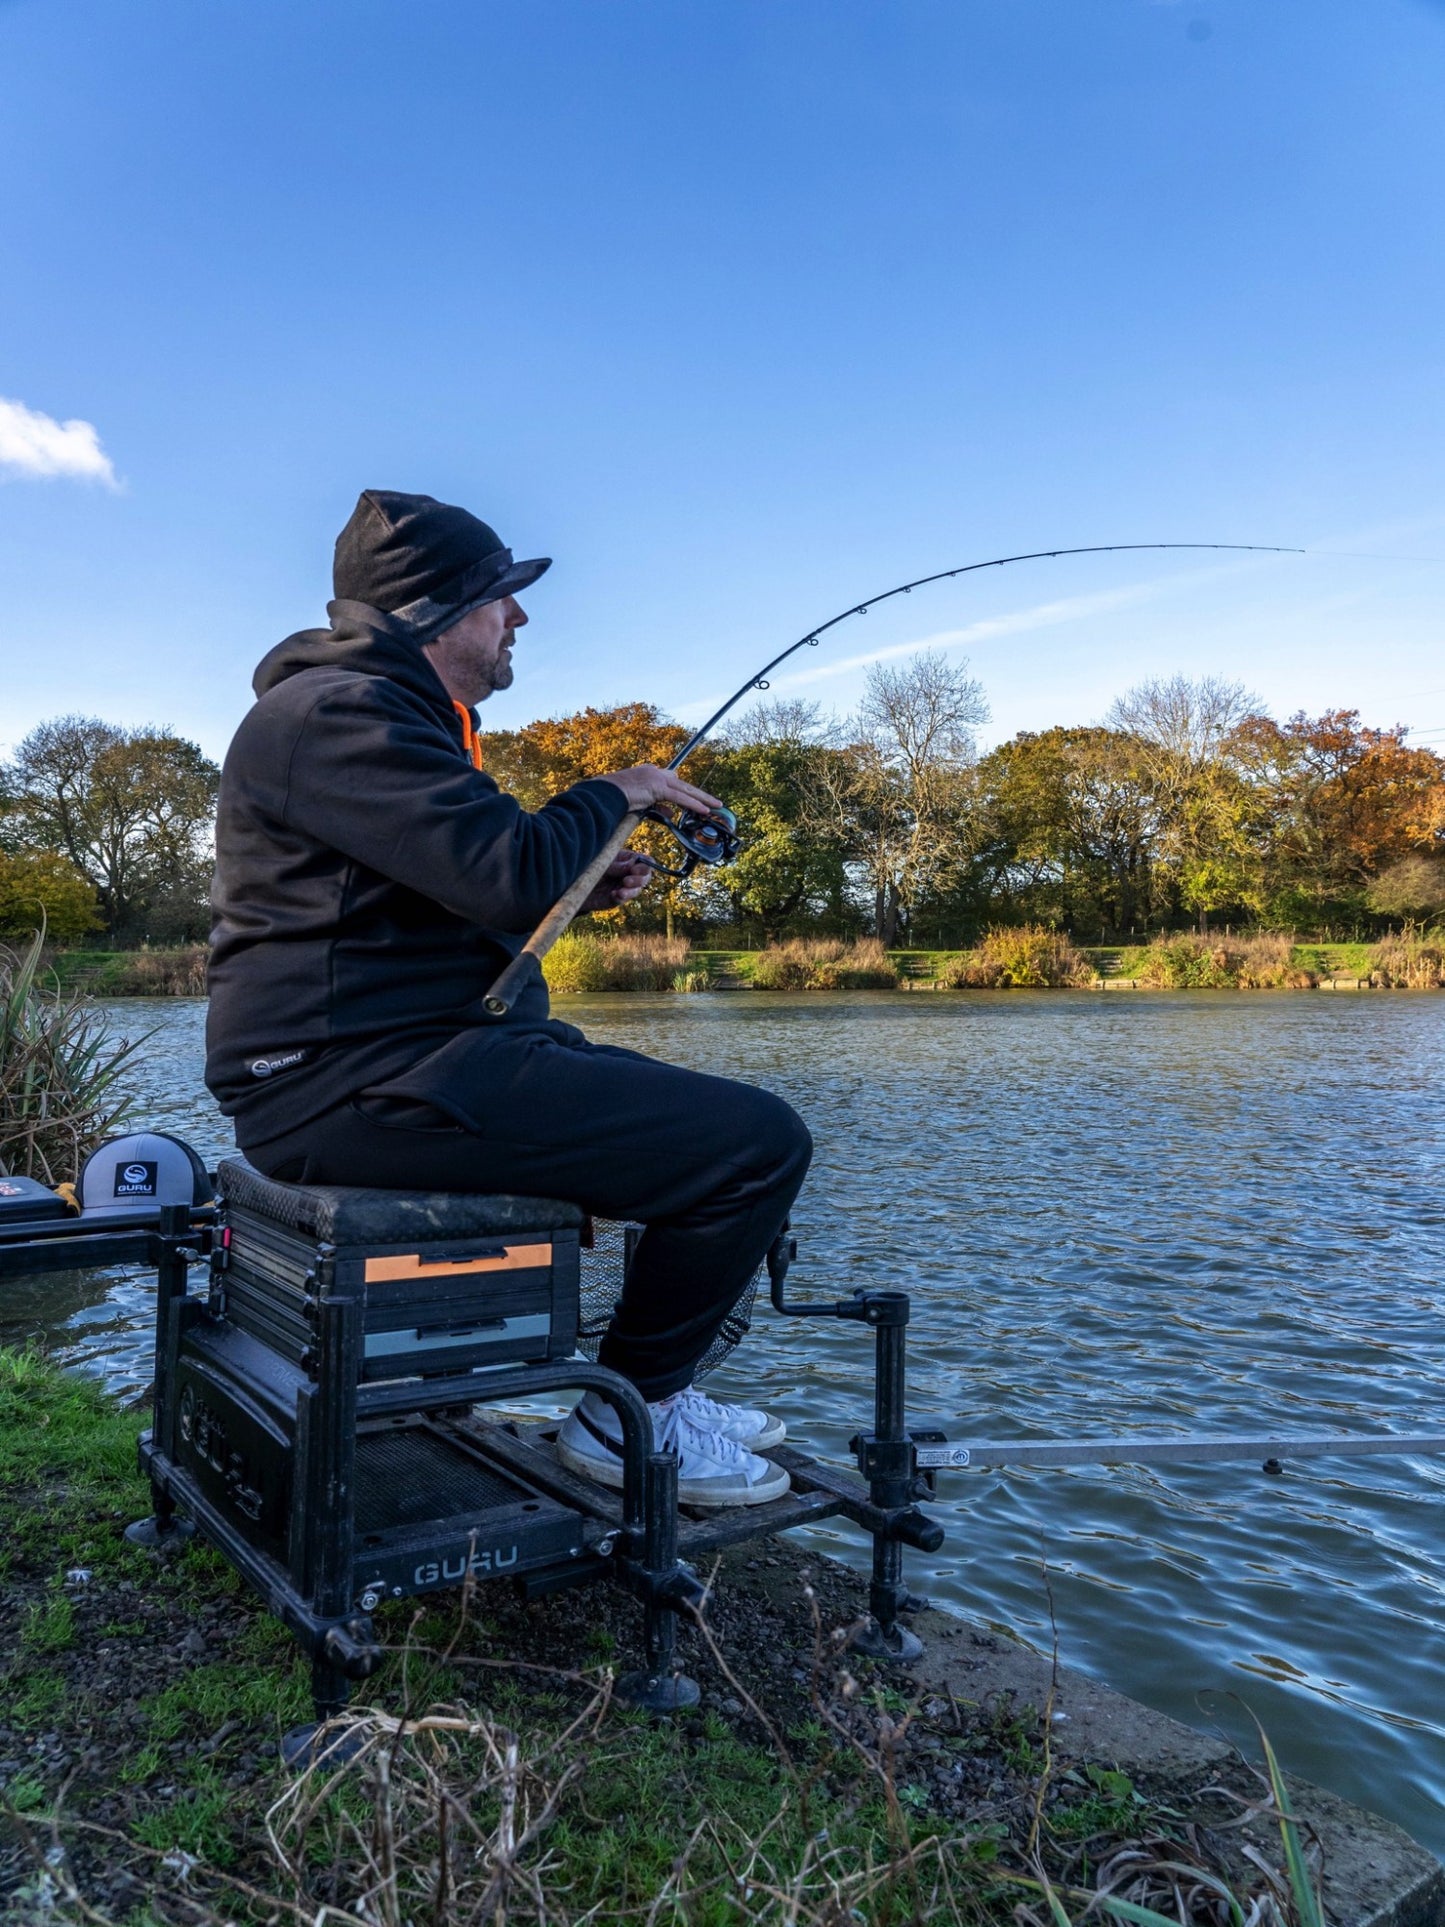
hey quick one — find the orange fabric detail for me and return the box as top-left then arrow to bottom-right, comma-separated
453,701 -> 484,770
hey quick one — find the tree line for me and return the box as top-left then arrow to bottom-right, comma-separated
3,663 -> 1443,949
477,659 -> 1445,945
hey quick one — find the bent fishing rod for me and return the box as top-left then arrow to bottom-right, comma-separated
482,540 -> 1301,1016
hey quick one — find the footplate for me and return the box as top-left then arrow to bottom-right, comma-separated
349,1417 -> 601,1611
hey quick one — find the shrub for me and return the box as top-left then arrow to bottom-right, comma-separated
1366,932 -> 1445,988
1366,856 -> 1445,922
746,939 -> 900,990
104,946 -> 209,996
1133,931 -> 1316,989
543,933 -> 692,992
0,930 -> 147,1183
938,926 -> 1094,989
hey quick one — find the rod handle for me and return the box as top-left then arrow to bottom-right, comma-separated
483,811 -> 642,1016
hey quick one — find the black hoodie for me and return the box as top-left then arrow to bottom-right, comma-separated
205,601 -> 629,1145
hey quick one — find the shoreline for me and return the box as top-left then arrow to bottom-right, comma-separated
1,1351 -> 1437,1925
41,942 -> 1445,998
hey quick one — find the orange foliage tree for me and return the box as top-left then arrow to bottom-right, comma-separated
475,704 -> 723,933
1234,709 -> 1445,920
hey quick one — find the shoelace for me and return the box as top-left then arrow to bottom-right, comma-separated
652,1396 -> 753,1469
676,1386 -> 751,1429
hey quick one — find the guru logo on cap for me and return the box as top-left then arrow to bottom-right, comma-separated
114,1160 -> 158,1198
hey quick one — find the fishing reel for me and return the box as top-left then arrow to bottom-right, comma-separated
640,805 -> 742,880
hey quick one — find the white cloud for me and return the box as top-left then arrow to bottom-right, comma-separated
0,395 -> 118,487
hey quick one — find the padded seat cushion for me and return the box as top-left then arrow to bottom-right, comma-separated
217,1157 -> 585,1245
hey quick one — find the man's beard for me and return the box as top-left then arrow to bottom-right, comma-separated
480,649 -> 514,695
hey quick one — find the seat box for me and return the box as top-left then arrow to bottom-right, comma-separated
213,1159 -> 584,1383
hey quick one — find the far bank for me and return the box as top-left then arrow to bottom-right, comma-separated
39,926 -> 1445,996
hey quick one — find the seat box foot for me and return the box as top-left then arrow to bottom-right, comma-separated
280,1720 -> 371,1772
615,1668 -> 701,1714
124,1515 -> 195,1551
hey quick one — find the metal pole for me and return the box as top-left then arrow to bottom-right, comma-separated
850,1292 -> 924,1663
916,1432 -> 1445,1471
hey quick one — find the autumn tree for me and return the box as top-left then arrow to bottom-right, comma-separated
1232,710 -> 1445,924
475,702 -> 724,936
1104,677 -> 1262,931
2,717 -> 219,944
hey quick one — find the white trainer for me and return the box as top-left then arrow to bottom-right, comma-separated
675,1384 -> 786,1452
556,1390 -> 790,1509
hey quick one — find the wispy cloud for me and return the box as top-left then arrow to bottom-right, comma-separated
673,548 -> 1308,723
0,395 -> 119,487
764,580 -> 1165,693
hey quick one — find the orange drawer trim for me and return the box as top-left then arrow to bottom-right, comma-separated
364,1242 -> 552,1283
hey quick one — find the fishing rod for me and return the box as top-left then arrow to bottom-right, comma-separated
481,540 -> 1302,1017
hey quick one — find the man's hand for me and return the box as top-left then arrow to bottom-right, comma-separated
580,852 -> 656,914
598,764 -> 723,816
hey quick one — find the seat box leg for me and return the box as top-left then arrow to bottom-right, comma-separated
125,1475 -> 195,1551
617,1452 -> 701,1714
280,1655 -> 368,1771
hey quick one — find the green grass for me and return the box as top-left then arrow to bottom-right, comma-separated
20,1589 -> 75,1652
131,1768 -> 242,1866
137,1660 -> 309,1742
0,1350 -> 1321,1926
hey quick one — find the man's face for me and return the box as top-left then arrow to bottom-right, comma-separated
421,594 -> 528,705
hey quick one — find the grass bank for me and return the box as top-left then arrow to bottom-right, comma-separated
41,949 -> 208,998
0,1351 -> 1322,1925
37,931 -> 1445,1001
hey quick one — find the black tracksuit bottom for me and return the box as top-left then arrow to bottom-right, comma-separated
241,1019 -> 813,1404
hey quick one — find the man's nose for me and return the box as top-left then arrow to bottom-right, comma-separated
507,598 -> 528,629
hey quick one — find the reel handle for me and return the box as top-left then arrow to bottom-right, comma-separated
483,811 -> 642,1017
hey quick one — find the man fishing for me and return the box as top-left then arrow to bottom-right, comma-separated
206,488 -> 810,1507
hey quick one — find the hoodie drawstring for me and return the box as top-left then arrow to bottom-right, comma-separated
453,701 -> 483,770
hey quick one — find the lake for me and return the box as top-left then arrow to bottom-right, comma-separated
7,989 -> 1445,1851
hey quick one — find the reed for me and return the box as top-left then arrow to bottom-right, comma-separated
746,937 -> 901,990
1134,931 -> 1317,990
542,931 -> 694,992
0,930 -> 147,1183
939,925 -> 1095,989
1365,931 -> 1445,989
104,945 -> 209,996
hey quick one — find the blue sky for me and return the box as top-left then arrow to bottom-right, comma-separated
3,0 -> 1443,765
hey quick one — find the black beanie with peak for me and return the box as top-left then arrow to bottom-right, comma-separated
332,490 -> 551,641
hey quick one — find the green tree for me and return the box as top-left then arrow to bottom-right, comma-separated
704,705 -> 851,940
0,851 -> 100,943
1106,677 -> 1260,933
2,717 -> 219,944
968,727 -> 1164,940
